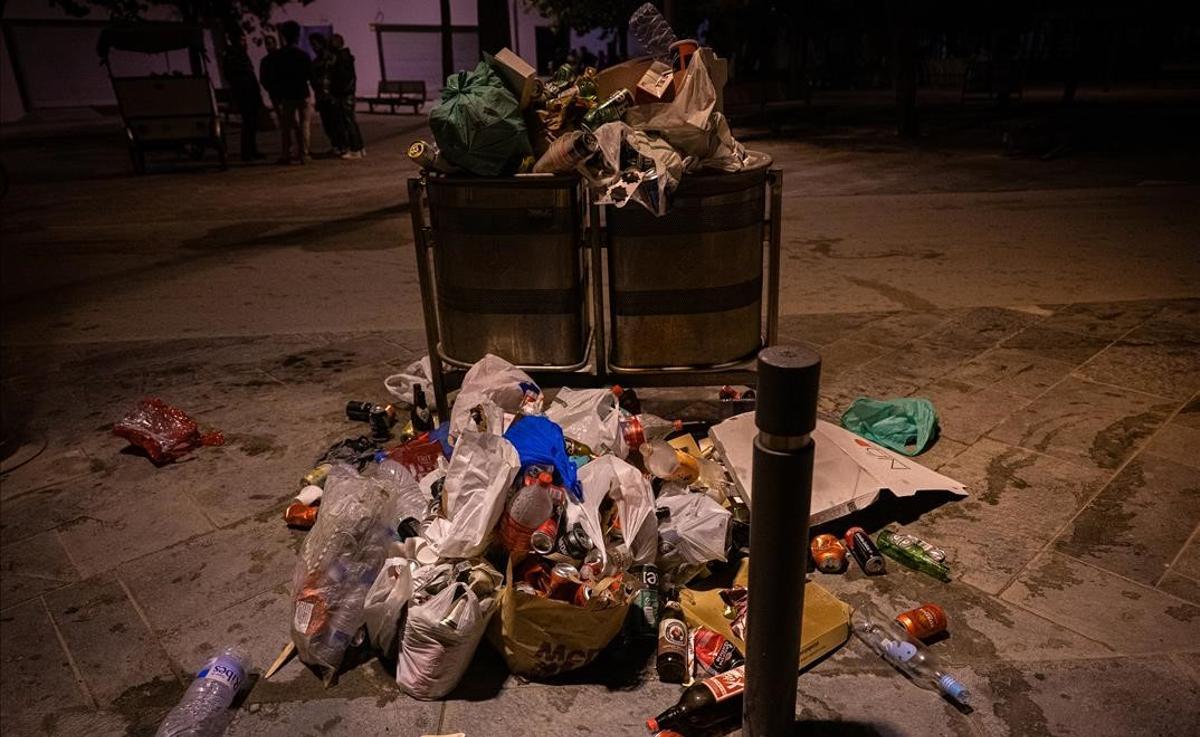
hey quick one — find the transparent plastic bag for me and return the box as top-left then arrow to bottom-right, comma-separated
362,557 -> 414,659
384,356 -> 438,410
290,464 -> 403,683
628,2 -> 678,58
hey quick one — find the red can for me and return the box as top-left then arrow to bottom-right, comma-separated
895,603 -> 949,640
283,502 -> 318,529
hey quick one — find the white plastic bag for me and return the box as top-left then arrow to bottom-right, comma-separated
657,492 -> 731,566
396,581 -> 496,700
458,354 -> 540,413
448,392 -> 506,442
545,387 -> 624,457
426,431 -> 521,559
362,556 -> 414,658
384,356 -> 438,409
572,456 -> 657,569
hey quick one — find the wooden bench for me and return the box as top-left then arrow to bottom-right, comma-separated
359,80 -> 426,114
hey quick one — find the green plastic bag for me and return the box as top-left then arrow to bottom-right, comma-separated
840,397 -> 938,456
429,61 -> 532,176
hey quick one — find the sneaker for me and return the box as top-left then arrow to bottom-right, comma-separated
339,150 -> 363,160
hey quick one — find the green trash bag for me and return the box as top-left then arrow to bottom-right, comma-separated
430,61 -> 532,176
840,397 -> 938,456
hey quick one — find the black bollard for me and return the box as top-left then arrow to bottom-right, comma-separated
744,345 -> 820,737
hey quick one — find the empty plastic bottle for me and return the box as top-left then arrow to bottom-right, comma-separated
629,2 -> 679,58
640,439 -> 700,484
155,646 -> 251,737
851,604 -> 971,705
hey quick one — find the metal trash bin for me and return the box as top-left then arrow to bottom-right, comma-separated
605,153 -> 775,369
415,174 -> 588,367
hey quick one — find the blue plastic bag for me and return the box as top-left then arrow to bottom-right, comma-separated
503,415 -> 581,501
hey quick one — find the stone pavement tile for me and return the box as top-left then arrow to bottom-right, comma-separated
876,339 -> 981,389
1053,455 -> 1200,585
810,338 -> 890,381
973,657 -> 1200,737
120,514 -> 299,633
0,445 -> 96,501
778,311 -> 882,347
921,306 -> 1042,353
1173,397 -> 1200,429
43,574 -> 178,707
916,378 -> 1032,445
898,439 -> 1109,595
226,695 -> 441,737
946,347 -> 1077,399
999,325 -> 1113,366
0,599 -> 90,736
913,436 -> 969,471
987,376 -> 1177,470
1000,551 -> 1200,654
813,562 -> 1114,666
0,530 -> 78,607
841,310 -> 958,349
1157,572 -> 1200,605
159,582 -> 294,685
1175,652 -> 1200,684
442,680 -> 684,737
787,669 -> 979,737
34,706 -> 131,737
0,481 -> 99,545
1167,535 -> 1200,581
818,365 -> 923,418
1035,300 -> 1162,341
1142,421 -> 1200,468
55,471 -> 214,579
1075,323 -> 1200,400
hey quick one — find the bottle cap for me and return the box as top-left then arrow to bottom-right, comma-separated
612,385 -> 624,397
538,471 -> 554,485
645,718 -> 659,732
938,674 -> 971,704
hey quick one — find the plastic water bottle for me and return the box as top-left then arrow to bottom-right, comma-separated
155,646 -> 251,737
850,604 -> 970,705
628,2 -> 679,58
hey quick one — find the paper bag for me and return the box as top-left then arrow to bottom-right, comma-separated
486,559 -> 627,677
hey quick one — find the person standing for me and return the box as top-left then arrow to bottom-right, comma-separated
223,34 -> 264,161
309,33 -> 344,156
330,34 -> 364,159
268,22 -> 313,164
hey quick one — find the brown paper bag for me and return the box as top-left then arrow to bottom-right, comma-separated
486,558 -> 627,677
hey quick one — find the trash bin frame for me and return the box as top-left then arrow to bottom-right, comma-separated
408,167 -> 781,410
588,167 -> 783,387
408,175 -> 602,411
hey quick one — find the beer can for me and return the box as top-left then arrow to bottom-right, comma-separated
810,534 -> 847,573
407,140 -> 439,169
895,603 -> 949,640
843,526 -> 886,575
530,515 -> 559,555
283,502 -> 318,529
548,562 -> 580,601
301,463 -> 332,489
629,564 -> 660,639
555,522 -> 592,559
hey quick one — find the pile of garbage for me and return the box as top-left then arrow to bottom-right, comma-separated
407,3 -> 753,217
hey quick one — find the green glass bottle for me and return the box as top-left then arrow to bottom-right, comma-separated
877,529 -> 951,582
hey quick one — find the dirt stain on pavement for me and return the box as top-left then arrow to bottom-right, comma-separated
845,276 -> 940,311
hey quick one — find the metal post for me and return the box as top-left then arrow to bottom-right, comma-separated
744,345 -> 820,737
765,169 -> 783,347
588,195 -> 607,383
408,177 -> 448,415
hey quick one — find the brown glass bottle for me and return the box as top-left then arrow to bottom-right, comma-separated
656,601 -> 687,683
646,665 -> 745,732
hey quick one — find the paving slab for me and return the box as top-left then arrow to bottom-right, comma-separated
1157,572 -> 1200,604
907,438 -> 1109,595
1142,420 -> 1200,468
972,656 -> 1200,737
945,346 -> 1078,399
119,514 -> 299,633
226,695 -> 440,737
778,311 -> 883,347
1034,300 -> 1163,341
1000,551 -> 1200,654
0,599 -> 91,736
840,310 -> 959,349
999,324 -> 1113,366
43,574 -> 178,706
921,306 -> 1042,353
0,530 -> 78,607
987,375 -> 1178,470
915,378 -> 1032,445
1076,319 -> 1200,400
0,444 -> 96,501
1054,455 -> 1200,585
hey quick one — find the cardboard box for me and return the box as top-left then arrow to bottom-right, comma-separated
595,56 -> 655,101
680,558 -> 849,671
637,61 -> 675,102
487,48 -> 539,109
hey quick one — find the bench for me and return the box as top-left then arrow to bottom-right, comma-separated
359,80 -> 426,114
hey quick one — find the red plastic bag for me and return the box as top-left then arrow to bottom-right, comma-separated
113,398 -> 223,463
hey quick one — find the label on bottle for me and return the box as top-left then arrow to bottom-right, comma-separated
294,600 -> 315,634
702,666 -> 746,702
197,655 -> 244,691
881,637 -> 918,664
